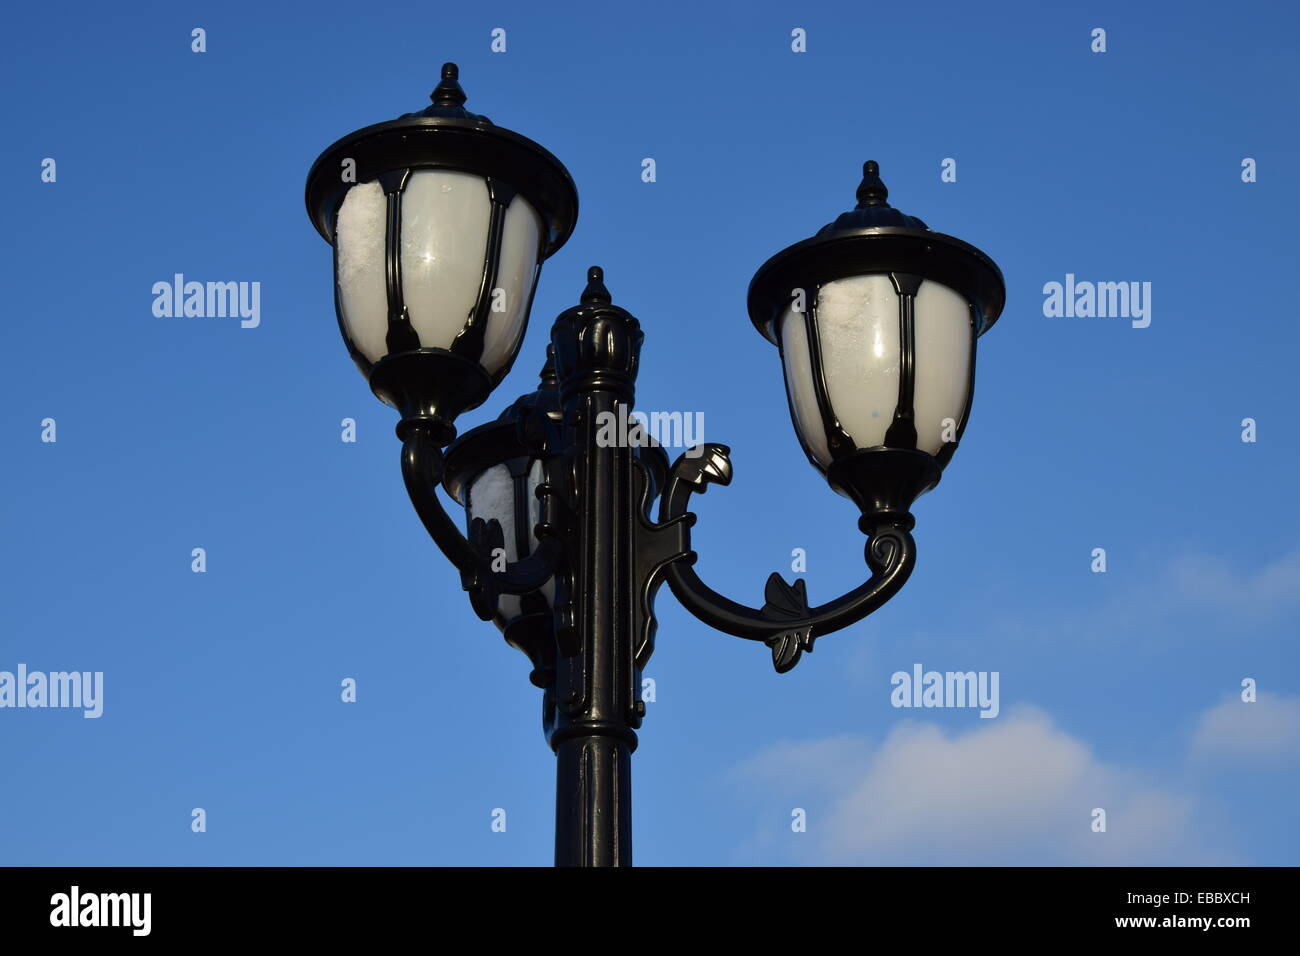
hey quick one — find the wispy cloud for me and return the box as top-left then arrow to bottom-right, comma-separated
977,544 -> 1300,651
1164,549 -> 1300,617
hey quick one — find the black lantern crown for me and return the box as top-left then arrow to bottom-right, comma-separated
551,267 -> 644,401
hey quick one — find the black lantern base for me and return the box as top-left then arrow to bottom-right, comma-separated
826,447 -> 942,532
369,348 -> 492,445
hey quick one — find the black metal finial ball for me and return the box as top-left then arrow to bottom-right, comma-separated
432,61 -> 468,108
582,266 -> 612,304
539,344 -> 559,388
856,160 -> 889,207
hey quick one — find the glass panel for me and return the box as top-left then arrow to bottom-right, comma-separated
479,197 -> 543,376
818,274 -> 900,450
400,170 -> 491,351
912,280 -> 972,455
779,304 -> 832,467
334,180 -> 389,365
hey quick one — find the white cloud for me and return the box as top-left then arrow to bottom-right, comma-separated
1191,692 -> 1300,765
730,707 -> 1236,865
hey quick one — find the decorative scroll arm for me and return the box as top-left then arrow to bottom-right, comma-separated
657,443 -> 917,673
400,422 -> 561,620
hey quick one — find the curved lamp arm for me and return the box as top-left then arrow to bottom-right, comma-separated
657,443 -> 916,673
401,423 -> 562,620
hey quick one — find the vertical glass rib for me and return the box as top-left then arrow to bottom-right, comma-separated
381,169 -> 419,354
451,179 -> 517,362
884,273 -> 921,449
805,287 -> 855,461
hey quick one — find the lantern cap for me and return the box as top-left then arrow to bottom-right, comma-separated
748,161 -> 1005,344
305,62 -> 578,260
817,161 -> 930,235
402,62 -> 491,123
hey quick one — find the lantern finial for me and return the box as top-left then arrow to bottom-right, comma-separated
581,266 -> 612,304
539,344 -> 559,389
856,160 -> 889,208
431,62 -> 468,109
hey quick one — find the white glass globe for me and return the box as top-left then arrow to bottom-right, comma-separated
334,170 -> 543,376
779,275 -> 974,467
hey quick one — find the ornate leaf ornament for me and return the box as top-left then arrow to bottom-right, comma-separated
464,516 -> 507,621
761,574 -> 814,672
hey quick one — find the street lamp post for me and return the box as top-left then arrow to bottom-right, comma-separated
306,64 -> 1005,867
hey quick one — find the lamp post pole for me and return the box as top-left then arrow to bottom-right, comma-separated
548,269 -> 643,866
547,267 -> 691,866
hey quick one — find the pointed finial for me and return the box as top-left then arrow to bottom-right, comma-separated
538,344 -> 559,389
581,265 -> 612,304
855,160 -> 889,207
431,62 -> 468,109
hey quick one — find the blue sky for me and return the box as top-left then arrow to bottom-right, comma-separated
2,0 -> 1297,865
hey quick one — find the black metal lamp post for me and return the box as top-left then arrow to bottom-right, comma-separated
306,64 -> 1005,867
